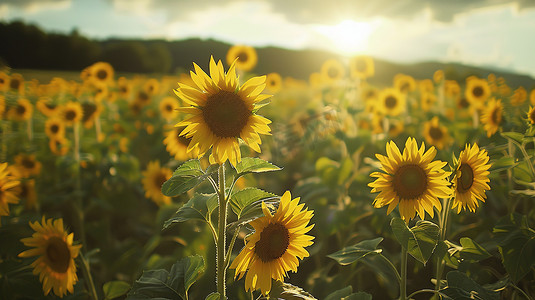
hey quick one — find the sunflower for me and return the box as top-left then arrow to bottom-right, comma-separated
144,78 -> 160,96
530,89 -> 535,106
174,56 -> 272,166
36,97 -> 59,117
90,62 -> 114,86
9,73 -> 25,94
455,96 -> 471,111
423,116 -> 450,150
81,102 -> 102,129
80,67 -> 91,82
320,59 -> 345,84
230,191 -> 314,295
159,97 -> 179,122
49,137 -> 70,156
19,217 -> 82,297
394,74 -> 416,94
445,80 -> 461,98
433,70 -> 444,83
9,98 -> 33,121
0,95 -> 5,118
45,118 -> 65,140
93,85 -> 109,103
465,78 -> 490,108
0,71 -> 9,92
0,163 -> 20,221
379,88 -> 406,116
451,144 -> 491,213
61,102 -> 83,126
20,179 -> 37,210
14,154 -> 42,178
369,137 -> 451,222
480,98 -> 503,137
308,72 -> 322,88
419,79 -> 434,94
135,90 -> 151,106
349,55 -> 374,79
163,127 -> 198,161
388,119 -> 405,138
361,86 -> 379,104
420,92 -> 436,112
117,77 -> 132,99
226,45 -> 258,72
265,72 -> 283,93
510,86 -> 527,106
141,161 -> 172,206
528,106 -> 535,125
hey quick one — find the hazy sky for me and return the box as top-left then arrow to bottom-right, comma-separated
2,0 -> 535,77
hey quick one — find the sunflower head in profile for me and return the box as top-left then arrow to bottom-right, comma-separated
265,72 -> 283,93
423,116 -> 450,150
510,86 -> 527,106
480,98 -> 503,137
45,117 -> 65,140
527,106 -> 535,125
61,102 -> 83,126
530,89 -> 535,106
394,74 -> 416,94
451,144 -> 491,213
230,191 -> 314,295
349,55 -> 374,79
433,70 -> 444,83
0,162 -> 21,221
36,97 -> 59,117
226,45 -> 258,72
49,137 -> 70,156
369,137 -> 452,222
141,161 -> 172,206
320,59 -> 345,84
90,62 -> 114,86
14,154 -> 42,178
465,77 -> 491,107
19,217 -> 82,297
9,98 -> 33,121
159,97 -> 179,122
174,56 -> 272,166
379,88 -> 406,116
0,71 -> 9,92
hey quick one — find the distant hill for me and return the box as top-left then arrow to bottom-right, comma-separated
1,21 -> 534,88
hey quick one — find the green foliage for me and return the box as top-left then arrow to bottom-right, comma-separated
458,237 -> 491,262
205,292 -> 221,300
163,193 -> 218,229
229,187 -> 278,221
493,213 -> 535,283
161,160 -> 215,197
103,281 -> 131,300
325,286 -> 372,300
128,255 -> 205,300
233,157 -> 282,177
391,218 -> 439,265
261,281 -> 316,299
327,238 -> 383,265
442,271 -> 500,300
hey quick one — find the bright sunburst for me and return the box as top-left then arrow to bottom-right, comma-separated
315,19 -> 374,55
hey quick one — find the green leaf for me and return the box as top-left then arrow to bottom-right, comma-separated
234,157 -> 282,175
501,132 -> 524,145
391,218 -> 439,265
343,292 -> 373,300
230,187 -> 277,219
337,157 -> 354,185
103,281 -> 131,300
127,255 -> 205,300
493,213 -> 535,283
205,292 -> 221,300
161,160 -> 214,197
163,193 -> 218,229
325,286 -> 353,300
459,237 -> 491,262
261,281 -> 317,299
327,238 -> 383,265
489,156 -> 517,172
441,271 -> 499,300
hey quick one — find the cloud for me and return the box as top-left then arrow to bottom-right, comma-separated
107,0 -> 535,24
1,0 -> 71,13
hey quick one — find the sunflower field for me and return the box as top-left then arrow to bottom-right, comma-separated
1,44 -> 535,300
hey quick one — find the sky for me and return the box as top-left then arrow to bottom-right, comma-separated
1,0 -> 535,77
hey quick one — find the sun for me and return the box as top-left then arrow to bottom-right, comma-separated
315,19 -> 374,55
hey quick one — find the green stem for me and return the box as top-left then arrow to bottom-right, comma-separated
519,143 -> 535,178
400,246 -> 408,300
216,163 -> 227,299
435,198 -> 452,291
224,225 -> 240,270
78,252 -> 98,300
510,283 -> 533,300
377,253 -> 401,285
407,288 -> 444,299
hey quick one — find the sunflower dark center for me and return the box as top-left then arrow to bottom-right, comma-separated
457,163 -> 474,193
65,110 -> 76,121
154,172 -> 167,189
45,236 -> 71,273
45,103 -> 56,109
165,104 -> 173,112
238,52 -> 248,62
429,126 -> 443,140
20,183 -> 28,198
459,97 -> 469,108
120,86 -> 127,93
10,79 -> 20,90
51,124 -> 59,134
21,158 -> 35,169
254,222 -> 290,262
138,91 -> 149,102
385,96 -> 398,109
82,103 -> 97,122
472,86 -> 484,97
491,108 -> 501,125
202,90 -> 250,138
0,78 -> 4,84
176,128 -> 192,146
529,109 -> 535,124
16,105 -> 26,115
96,70 -> 108,80
393,164 -> 428,200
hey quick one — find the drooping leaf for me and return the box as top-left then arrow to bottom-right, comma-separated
501,132 -> 524,145
459,237 -> 491,262
234,157 -> 282,176
163,193 -> 218,229
161,160 -> 214,197
103,281 -> 131,300
127,255 -> 205,300
493,213 -> 535,283
327,238 -> 383,265
391,218 -> 439,265
441,271 -> 499,300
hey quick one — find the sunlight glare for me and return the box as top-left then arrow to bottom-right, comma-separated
315,19 -> 374,56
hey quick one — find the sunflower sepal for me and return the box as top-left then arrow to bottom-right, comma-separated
161,159 -> 216,197
163,193 -> 218,230
128,255 -> 205,300
390,218 -> 440,265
